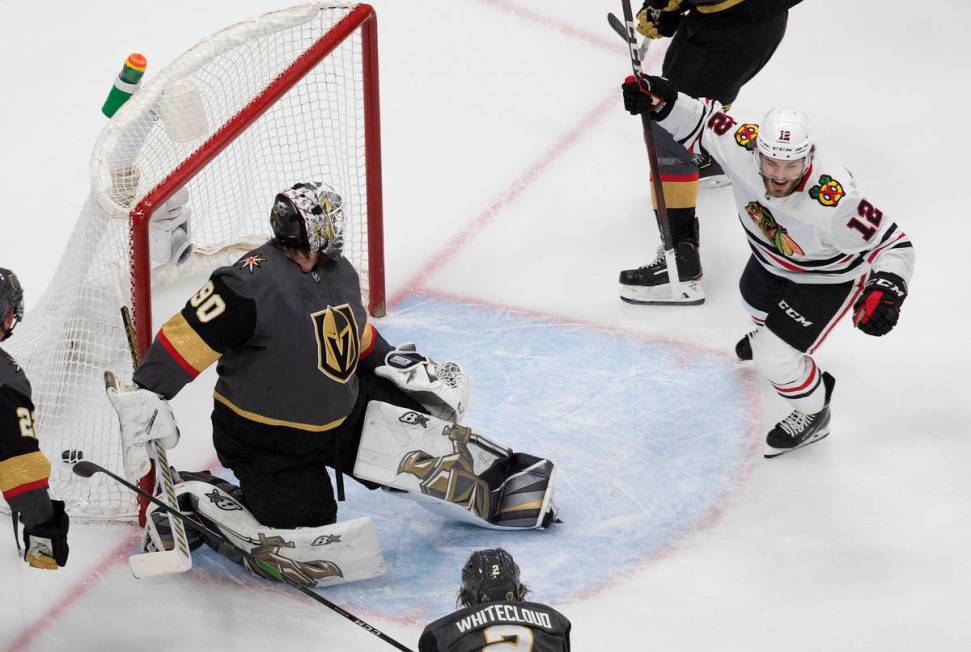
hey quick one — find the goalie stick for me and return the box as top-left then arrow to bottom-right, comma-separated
115,306 -> 193,578
610,2 -> 704,306
72,460 -> 415,652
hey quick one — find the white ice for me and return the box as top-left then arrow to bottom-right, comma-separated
2,1 -> 969,651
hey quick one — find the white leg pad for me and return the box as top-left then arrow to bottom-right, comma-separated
177,480 -> 384,588
354,401 -> 557,530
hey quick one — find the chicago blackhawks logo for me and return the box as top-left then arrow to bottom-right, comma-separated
734,123 -> 759,151
746,202 -> 805,257
311,304 -> 360,383
808,174 -> 845,207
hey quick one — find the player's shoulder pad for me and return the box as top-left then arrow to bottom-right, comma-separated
801,155 -> 858,210
211,241 -> 281,294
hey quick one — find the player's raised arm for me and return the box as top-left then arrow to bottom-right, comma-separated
621,75 -> 739,173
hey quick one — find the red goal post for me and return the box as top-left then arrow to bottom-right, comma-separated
131,3 -> 385,355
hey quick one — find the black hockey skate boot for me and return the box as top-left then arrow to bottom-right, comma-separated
735,331 -> 756,361
764,372 -> 836,458
619,240 -> 703,287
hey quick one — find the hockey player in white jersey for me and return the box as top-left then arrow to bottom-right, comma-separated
621,75 -> 915,457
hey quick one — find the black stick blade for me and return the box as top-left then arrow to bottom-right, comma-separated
72,460 -> 101,478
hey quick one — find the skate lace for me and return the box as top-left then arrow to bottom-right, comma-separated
636,246 -> 666,271
779,411 -> 814,437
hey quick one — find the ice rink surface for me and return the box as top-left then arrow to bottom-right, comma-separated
2,1 -> 970,650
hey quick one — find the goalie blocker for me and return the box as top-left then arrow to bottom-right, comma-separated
354,402 -> 558,530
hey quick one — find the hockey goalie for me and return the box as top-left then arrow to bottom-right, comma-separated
105,182 -> 558,587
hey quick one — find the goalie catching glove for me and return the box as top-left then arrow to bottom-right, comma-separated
105,377 -> 180,480
374,343 -> 470,423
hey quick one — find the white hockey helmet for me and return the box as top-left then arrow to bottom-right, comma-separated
755,108 -> 814,175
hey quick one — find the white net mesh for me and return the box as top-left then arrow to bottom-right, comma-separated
4,4 -> 378,521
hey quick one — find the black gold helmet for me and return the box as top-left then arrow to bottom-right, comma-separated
0,268 -> 24,338
270,182 -> 344,258
460,548 -> 524,605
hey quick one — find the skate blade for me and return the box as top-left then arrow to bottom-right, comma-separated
763,429 -> 830,459
620,280 -> 705,306
699,175 -> 731,190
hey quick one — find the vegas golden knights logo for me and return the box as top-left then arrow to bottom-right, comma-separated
311,304 -> 360,383
397,424 -> 491,520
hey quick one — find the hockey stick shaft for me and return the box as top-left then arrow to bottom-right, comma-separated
615,2 -> 681,294
72,461 -> 415,652
119,306 -> 191,572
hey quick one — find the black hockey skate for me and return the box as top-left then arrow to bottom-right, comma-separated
619,241 -> 705,305
764,372 -> 836,459
735,331 -> 755,361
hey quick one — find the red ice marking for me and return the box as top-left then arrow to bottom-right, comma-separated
477,0 -> 624,54
6,530 -> 142,652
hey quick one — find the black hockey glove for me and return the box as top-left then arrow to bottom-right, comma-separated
622,74 -> 678,120
22,499 -> 70,569
636,0 -> 685,39
853,271 -> 907,336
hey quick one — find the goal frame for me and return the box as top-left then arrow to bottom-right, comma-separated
128,3 -> 385,518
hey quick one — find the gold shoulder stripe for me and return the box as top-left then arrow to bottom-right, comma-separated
214,391 -> 347,432
161,313 -> 220,374
360,322 -> 374,354
0,451 -> 51,495
695,0 -> 747,13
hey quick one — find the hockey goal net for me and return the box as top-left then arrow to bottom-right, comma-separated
4,3 -> 384,521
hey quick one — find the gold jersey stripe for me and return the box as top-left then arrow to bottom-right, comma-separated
498,499 -> 544,514
695,0 -> 748,13
214,391 -> 347,432
360,322 -> 374,354
161,313 -> 220,373
0,451 -> 51,494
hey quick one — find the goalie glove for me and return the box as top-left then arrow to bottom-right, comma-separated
373,343 -> 470,423
105,379 -> 180,481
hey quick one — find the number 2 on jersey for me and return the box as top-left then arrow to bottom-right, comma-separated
483,624 -> 534,651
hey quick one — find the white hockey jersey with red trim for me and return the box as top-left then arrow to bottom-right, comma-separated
657,93 -> 915,286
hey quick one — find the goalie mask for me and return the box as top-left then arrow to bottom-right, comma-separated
460,548 -> 525,605
0,267 -> 24,339
270,182 -> 345,258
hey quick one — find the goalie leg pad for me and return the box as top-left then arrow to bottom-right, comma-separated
176,479 -> 384,588
354,401 -> 558,530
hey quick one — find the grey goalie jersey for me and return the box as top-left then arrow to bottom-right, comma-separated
134,242 -> 391,432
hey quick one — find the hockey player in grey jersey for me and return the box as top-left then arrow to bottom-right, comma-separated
106,183 -> 558,586
621,77 -> 915,457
